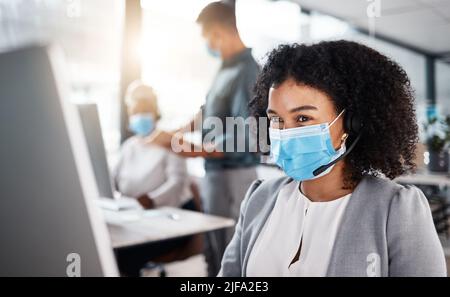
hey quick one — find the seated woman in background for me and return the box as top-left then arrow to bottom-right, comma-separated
113,81 -> 194,210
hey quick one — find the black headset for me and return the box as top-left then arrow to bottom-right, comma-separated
312,110 -> 363,176
344,110 -> 363,136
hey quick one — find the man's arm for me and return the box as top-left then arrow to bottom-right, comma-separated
145,129 -> 224,158
176,108 -> 203,134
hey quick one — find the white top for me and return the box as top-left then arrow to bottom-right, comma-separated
246,180 -> 352,277
113,136 -> 191,207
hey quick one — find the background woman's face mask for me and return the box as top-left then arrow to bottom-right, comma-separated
128,113 -> 155,136
269,110 -> 346,181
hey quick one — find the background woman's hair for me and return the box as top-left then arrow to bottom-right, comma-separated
250,40 -> 418,187
125,80 -> 161,120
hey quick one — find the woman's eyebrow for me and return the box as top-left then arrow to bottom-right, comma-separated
289,105 -> 318,113
266,105 -> 317,115
266,108 -> 277,115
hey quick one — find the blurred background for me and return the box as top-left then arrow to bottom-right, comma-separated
2,0 -> 449,164
2,0 -> 450,276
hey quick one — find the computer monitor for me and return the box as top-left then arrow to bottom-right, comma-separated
0,44 -> 118,276
76,104 -> 139,211
77,104 -> 115,199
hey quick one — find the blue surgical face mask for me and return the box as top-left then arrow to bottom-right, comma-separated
129,113 -> 154,137
269,110 -> 346,181
206,44 -> 220,58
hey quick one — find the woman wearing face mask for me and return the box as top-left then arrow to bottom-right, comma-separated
113,81 -> 193,210
219,41 -> 447,277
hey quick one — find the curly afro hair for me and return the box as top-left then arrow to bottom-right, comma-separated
250,40 -> 418,187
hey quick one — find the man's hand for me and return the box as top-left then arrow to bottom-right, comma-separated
144,129 -> 224,158
144,129 -> 176,149
137,194 -> 155,209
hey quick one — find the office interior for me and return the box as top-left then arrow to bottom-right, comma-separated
1,0 -> 450,277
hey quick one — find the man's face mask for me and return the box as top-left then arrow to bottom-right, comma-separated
204,31 -> 221,58
205,43 -> 220,58
269,109 -> 346,181
128,113 -> 155,137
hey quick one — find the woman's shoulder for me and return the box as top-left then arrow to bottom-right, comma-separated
246,176 -> 292,198
121,136 -> 165,153
362,176 -> 446,276
242,175 -> 431,220
120,136 -> 141,150
241,176 -> 292,217
357,174 -> 431,217
359,174 -> 423,199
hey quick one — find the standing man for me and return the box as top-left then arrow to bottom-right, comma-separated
194,1 -> 260,276
149,1 -> 260,276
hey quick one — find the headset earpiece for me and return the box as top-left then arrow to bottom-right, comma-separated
312,112 -> 363,177
344,111 -> 363,136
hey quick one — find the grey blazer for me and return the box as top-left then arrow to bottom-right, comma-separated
219,175 -> 447,277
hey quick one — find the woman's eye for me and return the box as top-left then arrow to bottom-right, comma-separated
269,117 -> 283,128
297,115 -> 310,122
270,117 -> 283,123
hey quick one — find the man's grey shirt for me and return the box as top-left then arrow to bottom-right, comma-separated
202,48 -> 260,170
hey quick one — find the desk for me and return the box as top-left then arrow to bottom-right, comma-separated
103,207 -> 235,249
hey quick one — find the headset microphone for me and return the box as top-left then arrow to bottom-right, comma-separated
312,133 -> 362,177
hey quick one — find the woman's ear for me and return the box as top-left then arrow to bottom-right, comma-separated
155,108 -> 162,121
341,133 -> 349,145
